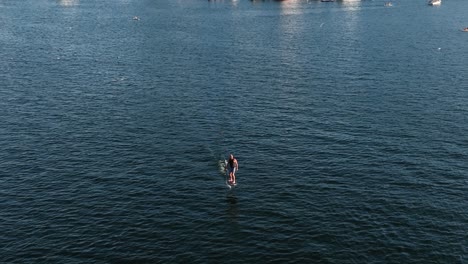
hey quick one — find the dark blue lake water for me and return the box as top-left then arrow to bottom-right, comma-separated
1,0 -> 467,263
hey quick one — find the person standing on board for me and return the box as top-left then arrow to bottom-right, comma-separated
227,154 -> 239,185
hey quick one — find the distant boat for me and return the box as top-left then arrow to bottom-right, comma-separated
428,0 -> 441,6
463,27 -> 468,32
384,2 -> 392,6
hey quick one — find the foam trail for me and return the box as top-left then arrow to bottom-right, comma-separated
219,159 -> 233,189
218,159 -> 227,175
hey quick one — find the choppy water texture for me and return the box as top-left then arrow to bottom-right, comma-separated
1,0 -> 467,263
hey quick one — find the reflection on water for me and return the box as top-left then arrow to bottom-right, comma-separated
58,0 -> 79,6
208,0 -> 240,7
278,0 -> 303,15
226,193 -> 239,224
278,0 -> 306,71
338,0 -> 361,8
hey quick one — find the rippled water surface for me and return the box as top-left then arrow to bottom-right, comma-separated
1,0 -> 467,263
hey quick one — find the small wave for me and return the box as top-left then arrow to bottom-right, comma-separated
218,159 -> 226,175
